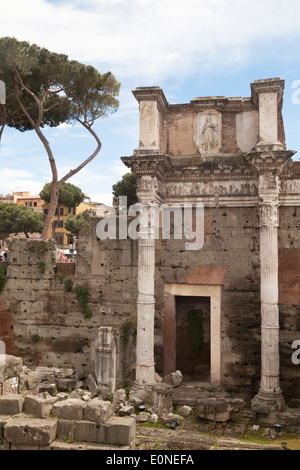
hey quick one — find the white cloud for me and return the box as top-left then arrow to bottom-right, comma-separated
1,0 -> 300,83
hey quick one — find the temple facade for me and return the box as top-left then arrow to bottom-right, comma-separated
119,78 -> 300,415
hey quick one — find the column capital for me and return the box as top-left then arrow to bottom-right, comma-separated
245,148 -> 295,179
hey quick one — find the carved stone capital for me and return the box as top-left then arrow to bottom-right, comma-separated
121,154 -> 173,180
259,200 -> 279,228
245,149 -> 295,179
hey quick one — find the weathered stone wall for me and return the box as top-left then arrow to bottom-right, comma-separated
154,206 -> 261,397
1,231 -> 138,389
278,206 -> 300,399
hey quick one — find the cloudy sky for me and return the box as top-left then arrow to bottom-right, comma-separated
1,0 -> 300,205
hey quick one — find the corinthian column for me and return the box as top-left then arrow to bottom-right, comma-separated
133,204 -> 156,389
251,173 -> 285,414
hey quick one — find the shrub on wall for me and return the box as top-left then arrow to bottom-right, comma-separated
0,265 -> 7,293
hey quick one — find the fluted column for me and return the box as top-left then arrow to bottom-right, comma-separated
252,172 -> 285,414
134,205 -> 156,388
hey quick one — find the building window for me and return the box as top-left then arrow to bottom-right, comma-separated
54,220 -> 64,229
34,202 -> 37,207
44,209 -> 49,215
26,202 -> 32,207
60,207 -> 64,216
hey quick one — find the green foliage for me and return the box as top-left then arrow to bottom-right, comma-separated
83,309 -> 93,319
112,173 -> 138,208
40,182 -> 85,208
38,244 -> 47,253
0,37 -> 120,133
55,274 -> 66,283
65,210 -> 92,238
32,334 -> 40,343
64,278 -> 73,292
75,285 -> 90,309
0,266 -> 7,293
0,202 -> 46,238
39,261 -> 46,274
187,309 -> 204,355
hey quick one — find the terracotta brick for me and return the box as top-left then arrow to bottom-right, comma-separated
222,112 -> 240,154
186,267 -> 226,285
278,249 -> 300,305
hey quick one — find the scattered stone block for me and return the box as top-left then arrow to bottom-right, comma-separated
113,389 -> 127,404
104,416 -> 136,446
24,395 -> 57,419
55,378 -> 77,392
38,382 -> 57,396
69,390 -> 82,400
83,398 -> 113,424
177,405 -> 193,417
250,424 -> 260,435
52,399 -> 86,420
56,392 -> 69,401
195,398 -> 245,423
0,394 -> 24,415
84,374 -> 99,396
4,418 -> 58,446
128,396 -> 143,409
152,382 -> 173,415
135,412 -> 150,423
0,355 -> 23,384
163,370 -> 183,388
149,414 -> 158,424
27,371 -> 42,390
118,405 -> 135,416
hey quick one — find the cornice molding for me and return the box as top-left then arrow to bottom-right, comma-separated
132,87 -> 169,113
250,78 -> 285,109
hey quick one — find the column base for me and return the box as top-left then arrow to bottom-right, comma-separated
130,379 -> 157,404
251,388 -> 285,415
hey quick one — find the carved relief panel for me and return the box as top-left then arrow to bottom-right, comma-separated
194,111 -> 222,154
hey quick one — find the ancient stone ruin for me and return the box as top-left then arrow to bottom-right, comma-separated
1,78 -> 300,448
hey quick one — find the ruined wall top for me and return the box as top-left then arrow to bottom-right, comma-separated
132,78 -> 286,158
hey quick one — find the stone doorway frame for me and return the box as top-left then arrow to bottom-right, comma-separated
164,284 -> 222,386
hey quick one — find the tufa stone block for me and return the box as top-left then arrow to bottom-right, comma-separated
4,418 -> 58,446
0,394 -> 24,415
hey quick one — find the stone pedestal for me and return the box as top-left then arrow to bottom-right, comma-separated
151,383 -> 173,416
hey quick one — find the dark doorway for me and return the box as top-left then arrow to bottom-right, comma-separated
175,296 -> 210,381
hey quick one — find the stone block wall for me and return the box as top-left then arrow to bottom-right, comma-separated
154,206 -> 261,396
278,206 -> 300,398
1,232 -> 137,388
